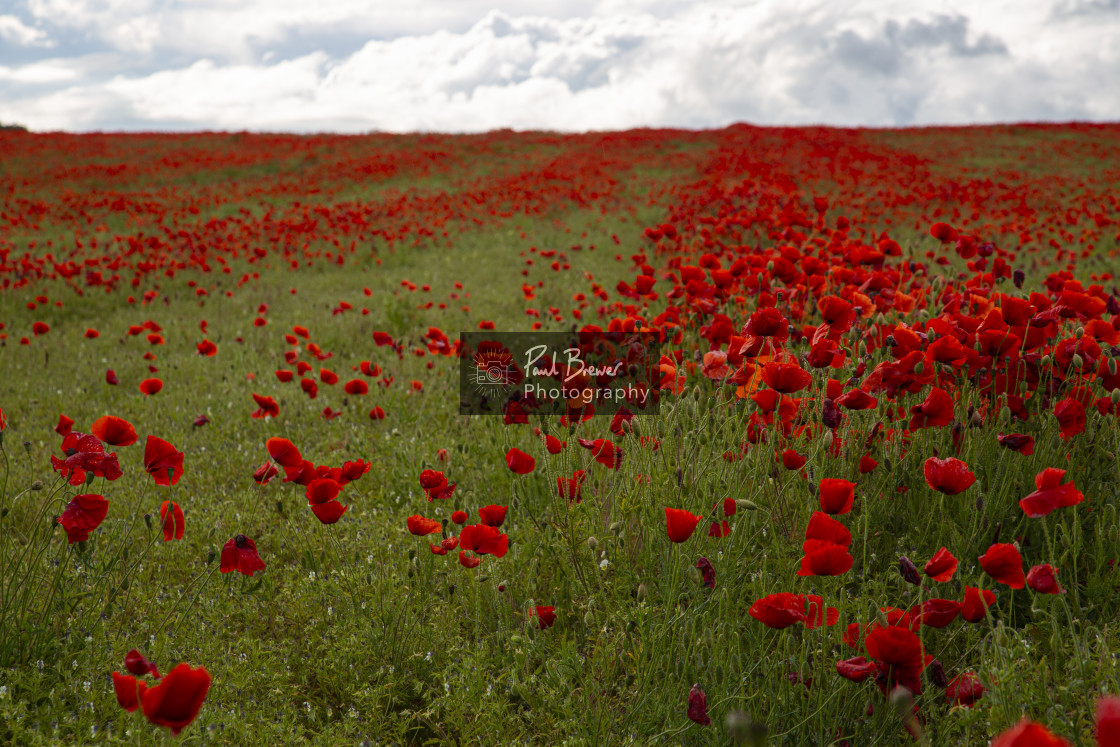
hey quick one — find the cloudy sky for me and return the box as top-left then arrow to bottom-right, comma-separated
1,0 -> 1118,132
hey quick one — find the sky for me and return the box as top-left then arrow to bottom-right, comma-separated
0,0 -> 1118,132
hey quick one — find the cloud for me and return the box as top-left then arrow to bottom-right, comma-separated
0,13 -> 52,47
0,0 -> 1117,131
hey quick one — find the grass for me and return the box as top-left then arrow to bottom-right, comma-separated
1,124 -> 1119,745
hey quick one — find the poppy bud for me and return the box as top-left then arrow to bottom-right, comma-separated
407,548 -> 417,560
1109,357 -> 1118,376
637,583 -> 648,602
1072,354 -> 1084,369
206,549 -> 216,564
1013,269 -> 1025,288
822,399 -> 841,429
609,521 -> 623,534
999,405 -> 1011,423
821,430 -> 834,450
1075,326 -> 1085,338
735,499 -> 759,511
927,659 -> 949,688
23,440 -> 31,453
31,480 -> 43,491
1041,355 -> 1051,368
144,514 -> 152,531
587,536 -> 598,552
898,556 -> 920,585
1112,389 -> 1120,404
584,608 -> 595,627
889,685 -> 915,719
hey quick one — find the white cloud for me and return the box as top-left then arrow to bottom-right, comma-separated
0,13 -> 51,46
0,0 -> 1117,131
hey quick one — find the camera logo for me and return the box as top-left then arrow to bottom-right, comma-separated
473,342 -> 516,396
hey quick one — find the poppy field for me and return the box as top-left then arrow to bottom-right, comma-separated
2,124 -> 1120,744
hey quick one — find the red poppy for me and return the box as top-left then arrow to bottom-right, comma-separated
505,448 -> 536,474
338,459 -> 370,485
923,456 -> 976,495
665,507 -> 703,543
407,515 -> 442,536
578,438 -> 623,469
531,605 -> 556,629
545,435 -> 566,454
557,470 -> 586,504
139,378 -> 163,396
55,413 -> 73,436
448,511 -> 467,526
781,449 -> 807,470
920,598 -> 962,628
923,547 -> 958,582
908,387 -> 954,430
51,432 -> 123,484
144,436 -> 184,486
275,369 -> 294,382
687,683 -> 710,726
249,393 -> 279,419
960,586 -> 996,622
805,511 -> 852,547
858,455 -> 878,473
479,504 -> 507,527
1026,564 -> 1063,594
319,368 -> 339,385
113,672 -> 147,712
929,222 -> 958,242
708,520 -> 730,538
1019,468 -> 1083,518
139,662 -> 210,736
306,478 -> 341,505
761,361 -> 812,394
990,719 -> 1070,747
864,625 -> 925,695
748,592 -> 806,629
459,523 -> 509,557
1053,397 -> 1086,440
695,557 -> 716,588
803,594 -> 839,629
1098,696 -> 1120,746
997,433 -> 1035,455
220,535 -> 266,576
32,321 -> 49,336
266,437 -> 302,469
311,500 -> 348,524
57,493 -> 109,543
344,379 -> 369,395
797,542 -> 853,577
124,649 -> 161,679
419,469 -> 456,501
979,542 -> 1024,589
369,406 -> 386,420
91,415 -> 138,446
360,361 -> 381,376
835,389 -> 877,410
946,672 -> 986,707
819,478 -> 856,515
105,369 -> 119,386
835,656 -> 878,683
196,339 -> 217,357
160,500 -> 185,541
192,414 -> 210,428
458,550 -> 482,568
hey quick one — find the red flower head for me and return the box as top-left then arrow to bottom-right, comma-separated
160,501 -> 185,541
761,361 -> 812,394
220,535 -> 266,576
419,469 -> 456,501
113,672 -> 147,712
960,586 -> 996,622
144,436 -> 184,486
338,459 -> 370,485
531,605 -> 556,629
908,387 -> 954,430
451,510 -> 468,524
1019,468 -> 1083,518
805,511 -> 852,547
1026,564 -> 1063,595
91,416 -> 137,447
946,672 -> 986,707
836,656 -> 878,683
1053,397 -> 1086,440
696,557 -> 716,588
253,461 -> 279,485
478,504 -> 507,527
106,369 -> 119,386
266,437 -> 302,469
505,447 -> 536,475
920,598 -> 962,628
124,649 -> 161,679
55,413 -> 74,437
797,542 -> 854,577
748,592 -> 806,629
458,550 -> 482,568
139,378 -> 163,396
997,433 -> 1035,455
578,438 -> 623,469
819,478 -> 856,515
459,523 -> 509,557
51,432 -> 123,485
407,515 -> 442,536
545,435 -> 566,454
250,393 -> 280,419
306,478 -> 341,505
139,662 -> 210,736
1098,696 -> 1120,746
344,379 -> 369,395
923,547 -> 958,582
782,449 -> 807,470
979,542 -> 1025,589
665,507 -> 703,543
310,500 -> 348,524
991,719 -> 1071,747
196,339 -> 217,357
687,683 -> 711,726
557,470 -> 586,504
864,624 -> 925,695
923,456 -> 976,495
57,493 -> 109,543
